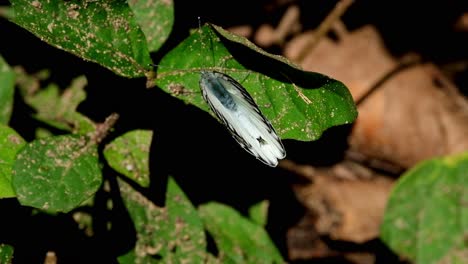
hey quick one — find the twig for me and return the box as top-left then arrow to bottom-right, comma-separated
296,0 -> 355,64
354,53 -> 422,106
274,5 -> 301,46
91,113 -> 120,144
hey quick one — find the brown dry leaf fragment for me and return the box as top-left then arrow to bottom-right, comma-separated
290,161 -> 394,243
255,5 -> 301,47
286,24 -> 468,169
351,63 -> 468,168
286,25 -> 397,102
287,212 -> 336,260
345,252 -> 376,264
226,24 -> 253,39
454,12 -> 468,32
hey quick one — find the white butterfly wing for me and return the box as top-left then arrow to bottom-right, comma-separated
199,71 -> 286,167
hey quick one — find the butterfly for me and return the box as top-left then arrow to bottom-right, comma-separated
199,70 -> 286,167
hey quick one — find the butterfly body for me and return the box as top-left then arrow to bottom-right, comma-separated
199,70 -> 286,167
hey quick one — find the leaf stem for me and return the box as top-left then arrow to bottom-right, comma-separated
90,113 -> 120,144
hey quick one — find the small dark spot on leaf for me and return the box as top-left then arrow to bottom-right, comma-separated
152,254 -> 162,260
170,245 -> 177,253
168,83 -> 191,96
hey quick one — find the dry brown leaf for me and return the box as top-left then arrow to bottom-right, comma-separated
285,25 -> 397,101
285,24 -> 468,169
454,12 -> 468,32
280,22 -> 468,261
284,160 -> 393,243
286,212 -> 335,260
350,63 -> 468,168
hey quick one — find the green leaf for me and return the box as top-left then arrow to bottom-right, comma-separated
0,244 -> 14,264
10,0 -> 152,78
248,200 -> 269,227
15,68 -> 50,97
198,202 -> 284,263
0,124 -> 25,198
103,130 -> 152,188
381,152 -> 468,264
35,127 -> 54,139
128,0 -> 174,52
12,135 -> 102,212
118,177 -> 207,263
0,55 -> 15,125
155,24 -> 357,141
24,75 -> 95,134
